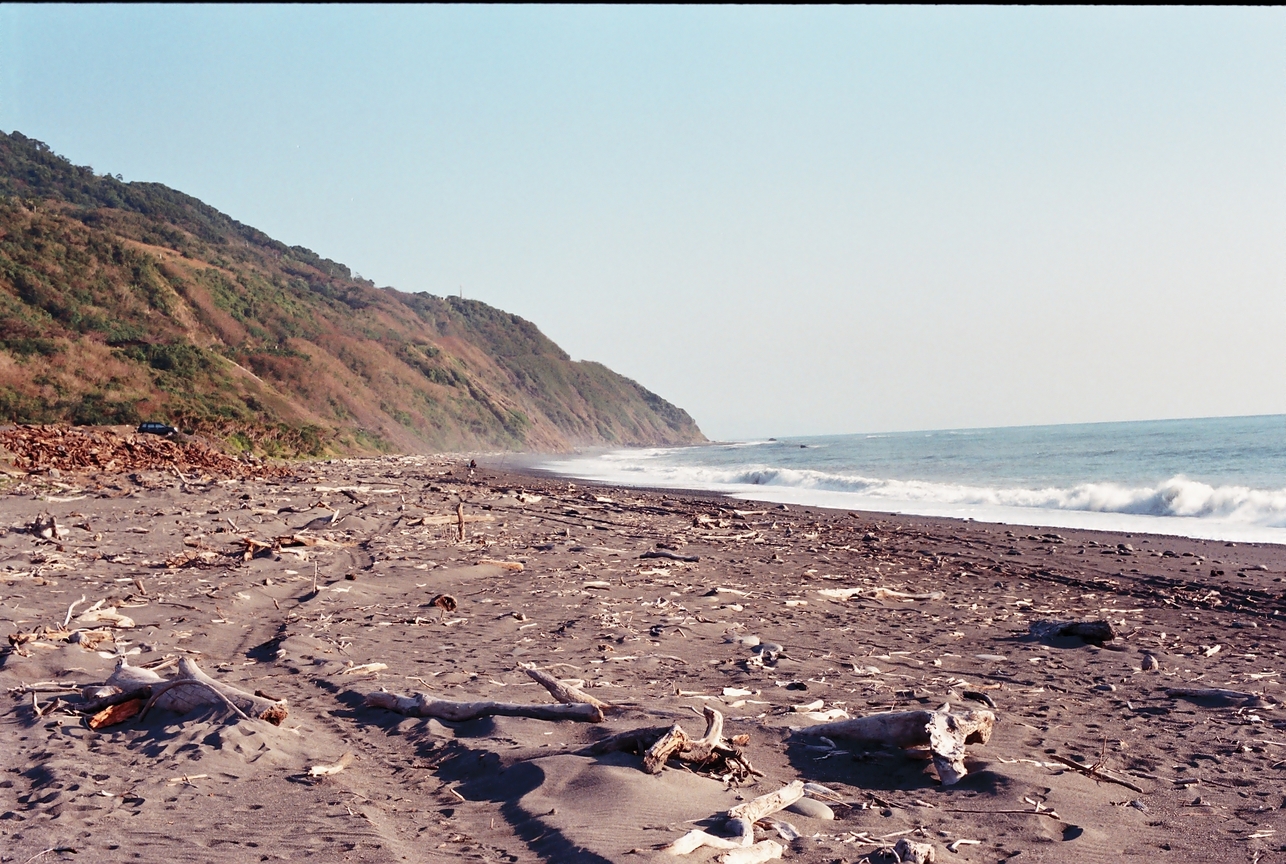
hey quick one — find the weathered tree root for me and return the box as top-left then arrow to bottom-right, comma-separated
364,690 -> 604,722
792,706 -> 995,785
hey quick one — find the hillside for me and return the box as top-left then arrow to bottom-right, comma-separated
0,131 -> 705,455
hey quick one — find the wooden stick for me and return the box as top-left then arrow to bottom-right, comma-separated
88,698 -> 145,730
1045,754 -> 1145,793
63,594 -> 87,628
943,808 -> 1063,820
793,709 -> 993,748
521,665 -> 611,710
365,690 -> 603,722
100,658 -> 287,725
728,781 -> 805,821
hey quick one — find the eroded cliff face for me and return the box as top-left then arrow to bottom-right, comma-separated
0,131 -> 704,455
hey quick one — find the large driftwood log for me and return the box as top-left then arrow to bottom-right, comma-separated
364,690 -> 604,722
83,658 -> 288,726
521,665 -> 611,710
1166,687 -> 1270,707
792,708 -> 994,785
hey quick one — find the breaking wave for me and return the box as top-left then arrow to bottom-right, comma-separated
546,455 -> 1286,530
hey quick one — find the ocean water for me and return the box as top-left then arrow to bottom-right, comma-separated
535,415 -> 1286,544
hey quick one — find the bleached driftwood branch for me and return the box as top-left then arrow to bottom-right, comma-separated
664,781 -> 804,861
521,664 -> 611,710
364,690 -> 603,722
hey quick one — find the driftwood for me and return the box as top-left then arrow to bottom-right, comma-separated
308,752 -> 354,777
894,838 -> 937,864
641,549 -> 700,563
1045,753 -> 1144,793
817,587 -> 944,602
141,678 -> 249,722
1028,619 -> 1115,645
364,690 -> 603,722
665,781 -> 804,859
79,684 -> 153,714
644,724 -> 692,774
88,698 -> 143,730
728,780 -> 805,820
1165,687 -> 1270,707
580,725 -> 676,756
720,843 -> 784,864
522,665 -> 611,710
578,708 -> 758,781
83,658 -> 288,725
29,512 -> 66,540
792,707 -> 995,785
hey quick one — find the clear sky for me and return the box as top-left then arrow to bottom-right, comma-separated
3,6 -> 1283,441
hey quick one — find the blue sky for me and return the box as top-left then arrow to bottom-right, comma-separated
3,6 -> 1283,439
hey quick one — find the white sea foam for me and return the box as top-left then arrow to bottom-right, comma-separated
540,451 -> 1286,543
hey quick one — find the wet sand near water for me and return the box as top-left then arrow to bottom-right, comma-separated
1,455 -> 1284,863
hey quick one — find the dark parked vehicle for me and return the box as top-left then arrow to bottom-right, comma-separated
137,422 -> 177,436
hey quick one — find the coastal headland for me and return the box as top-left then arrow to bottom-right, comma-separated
1,448 -> 1283,863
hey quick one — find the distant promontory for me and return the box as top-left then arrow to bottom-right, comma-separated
0,131 -> 705,455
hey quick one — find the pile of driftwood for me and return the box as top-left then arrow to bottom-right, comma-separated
78,658 -> 288,729
580,706 -> 761,784
0,424 -> 290,479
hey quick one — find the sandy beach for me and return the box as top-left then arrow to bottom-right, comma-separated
1,452 -> 1284,863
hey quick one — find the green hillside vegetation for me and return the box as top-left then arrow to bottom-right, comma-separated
0,131 -> 705,455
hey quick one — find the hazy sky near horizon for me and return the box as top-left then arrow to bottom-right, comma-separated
2,6 -> 1283,440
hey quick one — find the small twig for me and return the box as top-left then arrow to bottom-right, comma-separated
943,808 -> 1062,820
22,848 -> 78,864
1046,753 -> 1144,793
63,594 -> 87,628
